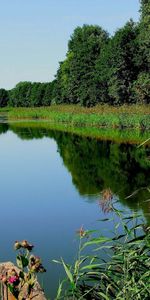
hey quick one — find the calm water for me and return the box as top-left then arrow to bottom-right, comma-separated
0,121 -> 150,299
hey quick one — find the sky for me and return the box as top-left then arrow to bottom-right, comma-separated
0,0 -> 140,90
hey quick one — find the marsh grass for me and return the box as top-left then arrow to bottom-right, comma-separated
54,195 -> 150,300
5,104 -> 150,130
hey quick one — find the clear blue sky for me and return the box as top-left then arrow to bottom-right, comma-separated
0,0 -> 140,89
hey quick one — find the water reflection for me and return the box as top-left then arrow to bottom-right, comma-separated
99,189 -> 114,214
0,123 -> 9,134
1,122 -> 149,222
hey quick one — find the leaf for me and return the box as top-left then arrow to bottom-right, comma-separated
21,256 -> 29,268
8,284 -> 15,294
16,255 -> 28,269
98,292 -> 110,300
19,271 -> 24,279
52,260 -> 62,264
123,224 -> 131,234
55,280 -> 65,300
97,218 -> 114,222
61,259 -> 74,284
112,234 -> 126,241
81,263 -> 103,270
123,214 -> 142,220
82,237 -> 111,249
85,230 -> 97,235
16,255 -> 23,269
128,235 -> 146,243
74,256 -> 89,275
94,245 -> 113,251
115,223 -> 120,230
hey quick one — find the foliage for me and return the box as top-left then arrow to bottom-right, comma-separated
53,1 -> 150,106
8,81 -> 56,107
54,25 -> 109,106
138,0 -> 150,70
7,104 -> 150,130
133,72 -> 150,104
3,119 -> 150,145
96,20 -> 139,105
54,199 -> 150,299
0,240 -> 46,299
0,1 -> 150,107
0,89 -> 9,107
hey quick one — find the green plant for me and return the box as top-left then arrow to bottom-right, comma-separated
0,240 -> 46,299
54,196 -> 150,299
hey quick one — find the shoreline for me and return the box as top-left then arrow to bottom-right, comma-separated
0,104 -> 150,131
2,120 -> 150,146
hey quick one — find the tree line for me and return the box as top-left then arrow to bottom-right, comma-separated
0,0 -> 149,108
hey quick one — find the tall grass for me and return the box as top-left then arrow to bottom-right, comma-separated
54,190 -> 150,300
5,104 -> 150,130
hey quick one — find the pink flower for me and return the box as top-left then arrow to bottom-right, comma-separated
8,276 -> 18,284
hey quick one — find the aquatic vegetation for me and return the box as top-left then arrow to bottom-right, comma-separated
0,200 -> 150,299
54,198 -> 150,299
4,104 -> 150,130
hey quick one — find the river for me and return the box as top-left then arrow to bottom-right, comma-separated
0,121 -> 149,299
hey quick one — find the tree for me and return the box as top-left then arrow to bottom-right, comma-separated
8,81 -> 56,107
137,0 -> 150,72
0,89 -> 9,107
133,72 -> 150,104
2,1 -> 150,107
55,25 -> 109,106
96,20 -> 139,105
9,82 -> 32,107
43,80 -> 56,106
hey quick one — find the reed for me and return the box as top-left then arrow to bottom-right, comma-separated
5,104 -> 150,130
54,191 -> 150,299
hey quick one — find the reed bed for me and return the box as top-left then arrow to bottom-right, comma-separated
6,104 -> 150,130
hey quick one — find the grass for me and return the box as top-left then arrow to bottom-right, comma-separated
2,104 -> 150,130
54,192 -> 150,300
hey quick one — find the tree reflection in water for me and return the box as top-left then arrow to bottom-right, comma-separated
0,122 -> 150,222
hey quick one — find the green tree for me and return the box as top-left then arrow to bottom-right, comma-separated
8,81 -> 55,107
138,0 -> 150,71
9,82 -> 32,107
133,72 -> 150,104
42,81 -> 56,106
55,25 -> 108,106
132,0 -> 150,103
0,89 -> 9,107
96,20 -> 139,105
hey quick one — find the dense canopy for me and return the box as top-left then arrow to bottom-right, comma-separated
0,0 -> 150,107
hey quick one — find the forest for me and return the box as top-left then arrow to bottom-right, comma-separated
0,0 -> 149,108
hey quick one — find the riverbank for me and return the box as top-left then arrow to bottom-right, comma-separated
7,121 -> 150,145
1,104 -> 150,130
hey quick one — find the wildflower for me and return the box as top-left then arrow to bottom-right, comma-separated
21,240 -> 34,251
8,275 -> 19,284
29,255 -> 46,273
14,241 -> 21,250
14,240 -> 34,251
76,226 -> 87,238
